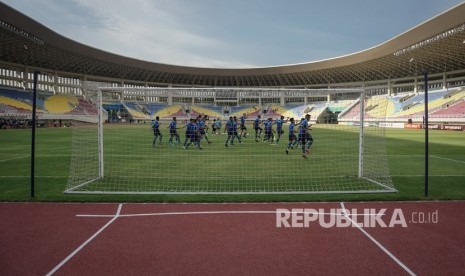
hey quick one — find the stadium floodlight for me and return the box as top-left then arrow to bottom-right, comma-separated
65,84 -> 396,194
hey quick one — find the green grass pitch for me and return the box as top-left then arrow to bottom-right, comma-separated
0,123 -> 464,202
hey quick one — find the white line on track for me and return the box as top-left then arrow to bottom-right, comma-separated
46,204 -> 123,276
340,202 -> 416,276
76,210 -> 382,218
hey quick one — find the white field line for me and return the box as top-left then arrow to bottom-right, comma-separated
79,154 -> 428,158
391,175 -> 465,177
0,154 -> 458,159
0,154 -> 339,160
0,155 -> 29,162
4,175 -> 463,179
0,176 -> 67,178
0,155 -> 69,162
430,155 -> 465,165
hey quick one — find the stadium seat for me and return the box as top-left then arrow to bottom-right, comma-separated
154,105 -> 182,118
45,94 -> 79,114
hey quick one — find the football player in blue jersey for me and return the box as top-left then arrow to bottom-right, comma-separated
285,118 -> 298,154
151,116 -> 162,147
253,115 -> 263,142
225,116 -> 242,147
183,118 -> 202,150
274,115 -> 286,145
168,117 -> 181,145
183,118 -> 195,149
239,113 -> 248,138
263,117 -> 275,143
212,118 -> 221,135
299,114 -> 314,159
198,115 -> 212,144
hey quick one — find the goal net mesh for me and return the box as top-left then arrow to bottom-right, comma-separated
66,85 -> 395,194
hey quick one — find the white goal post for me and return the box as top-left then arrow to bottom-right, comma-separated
65,85 -> 396,194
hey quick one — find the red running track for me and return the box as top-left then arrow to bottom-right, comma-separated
0,201 -> 464,275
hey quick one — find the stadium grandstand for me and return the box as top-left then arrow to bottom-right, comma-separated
1,2 -> 465,126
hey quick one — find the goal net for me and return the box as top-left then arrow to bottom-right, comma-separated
65,85 -> 395,194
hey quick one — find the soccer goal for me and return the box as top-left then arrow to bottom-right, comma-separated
65,84 -> 396,194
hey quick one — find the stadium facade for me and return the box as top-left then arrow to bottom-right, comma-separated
1,2 -> 465,119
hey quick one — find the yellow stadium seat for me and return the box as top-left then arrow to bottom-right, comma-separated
45,94 -> 78,114
154,105 -> 182,118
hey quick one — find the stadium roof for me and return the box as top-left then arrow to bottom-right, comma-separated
1,2 -> 465,87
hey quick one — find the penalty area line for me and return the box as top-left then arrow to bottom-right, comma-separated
340,202 -> 416,276
46,204 -> 123,276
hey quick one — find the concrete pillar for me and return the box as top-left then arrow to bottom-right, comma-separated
442,73 -> 447,90
54,72 -> 58,94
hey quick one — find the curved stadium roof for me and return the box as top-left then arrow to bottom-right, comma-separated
1,2 -> 465,87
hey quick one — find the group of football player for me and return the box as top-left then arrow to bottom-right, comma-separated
151,112 -> 314,159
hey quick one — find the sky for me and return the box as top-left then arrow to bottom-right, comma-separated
3,0 -> 464,68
